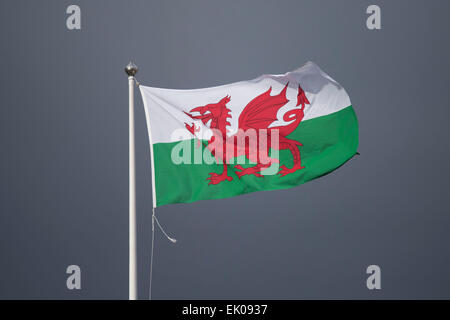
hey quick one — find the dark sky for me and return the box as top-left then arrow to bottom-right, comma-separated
1,0 -> 450,299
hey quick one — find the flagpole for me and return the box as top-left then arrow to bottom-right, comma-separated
125,62 -> 138,300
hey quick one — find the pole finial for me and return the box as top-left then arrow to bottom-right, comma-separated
125,61 -> 138,77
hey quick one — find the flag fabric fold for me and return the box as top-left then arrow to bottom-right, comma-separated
139,62 -> 358,207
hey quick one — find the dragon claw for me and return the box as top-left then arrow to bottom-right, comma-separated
234,164 -> 265,178
278,165 -> 305,177
206,172 -> 233,185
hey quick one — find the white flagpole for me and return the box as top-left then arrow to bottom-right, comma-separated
125,62 -> 138,300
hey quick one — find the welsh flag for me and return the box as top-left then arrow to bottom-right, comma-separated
139,62 -> 358,207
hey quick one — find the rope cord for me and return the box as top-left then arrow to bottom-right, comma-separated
148,207 -> 177,300
149,211 -> 155,300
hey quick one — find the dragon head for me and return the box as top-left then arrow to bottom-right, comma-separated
184,96 -> 231,125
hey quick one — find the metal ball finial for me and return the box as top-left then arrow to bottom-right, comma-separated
125,62 -> 138,77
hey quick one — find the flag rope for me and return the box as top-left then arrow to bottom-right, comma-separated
149,207 -> 177,300
149,210 -> 155,300
154,212 -> 177,243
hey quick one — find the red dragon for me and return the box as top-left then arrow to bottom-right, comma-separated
184,83 -> 310,185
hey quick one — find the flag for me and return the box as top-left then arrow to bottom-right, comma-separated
139,61 -> 358,207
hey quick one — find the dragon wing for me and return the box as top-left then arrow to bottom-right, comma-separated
238,83 -> 289,131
